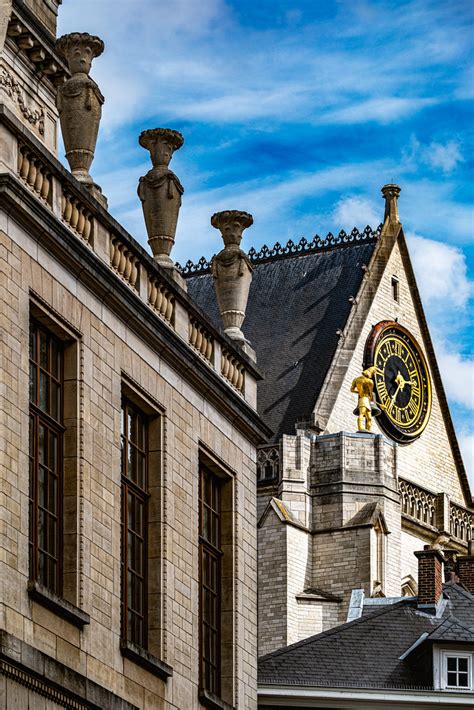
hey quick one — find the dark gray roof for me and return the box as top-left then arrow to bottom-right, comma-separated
258,583 -> 474,690
185,230 -> 379,440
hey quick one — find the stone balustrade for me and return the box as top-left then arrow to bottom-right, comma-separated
18,143 -> 52,205
147,276 -> 174,324
221,348 -> 245,393
62,190 -> 94,244
189,316 -> 214,363
399,478 -> 437,528
2,107 -> 259,406
109,236 -> 139,290
399,476 -> 474,548
450,502 -> 473,544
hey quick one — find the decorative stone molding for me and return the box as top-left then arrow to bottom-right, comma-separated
211,210 -> 253,342
55,32 -> 104,184
0,65 -> 45,134
138,128 -> 184,267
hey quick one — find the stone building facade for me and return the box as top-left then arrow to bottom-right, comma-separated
0,2 -> 270,708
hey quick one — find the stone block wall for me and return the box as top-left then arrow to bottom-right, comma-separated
0,216 -> 259,708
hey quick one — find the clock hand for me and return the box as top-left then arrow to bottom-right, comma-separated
387,381 -> 402,414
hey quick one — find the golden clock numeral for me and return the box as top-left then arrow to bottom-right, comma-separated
408,399 -> 418,416
411,385 -> 420,398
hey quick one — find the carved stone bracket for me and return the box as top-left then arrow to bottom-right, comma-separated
0,65 -> 45,134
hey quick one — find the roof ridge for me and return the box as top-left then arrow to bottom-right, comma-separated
258,597 -> 412,662
178,224 -> 382,276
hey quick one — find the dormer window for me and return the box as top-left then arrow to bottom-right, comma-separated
437,651 -> 473,691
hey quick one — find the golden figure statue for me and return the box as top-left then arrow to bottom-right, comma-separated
351,366 -> 377,431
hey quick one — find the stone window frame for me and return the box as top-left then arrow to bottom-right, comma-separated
27,298 -> 89,628
119,377 -> 172,681
198,445 -> 236,710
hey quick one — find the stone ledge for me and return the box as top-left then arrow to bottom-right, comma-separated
120,640 -> 173,681
199,688 -> 235,710
27,581 -> 90,628
0,630 -> 138,709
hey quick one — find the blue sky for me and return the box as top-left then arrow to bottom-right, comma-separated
58,0 -> 473,482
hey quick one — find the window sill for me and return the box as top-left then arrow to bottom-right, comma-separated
120,640 -> 173,680
199,689 -> 235,710
27,581 -> 90,628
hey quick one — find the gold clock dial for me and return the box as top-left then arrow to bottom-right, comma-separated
365,322 -> 432,443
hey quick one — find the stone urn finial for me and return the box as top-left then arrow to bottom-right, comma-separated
138,128 -> 184,267
55,32 -> 105,185
381,184 -> 401,224
211,210 -> 254,343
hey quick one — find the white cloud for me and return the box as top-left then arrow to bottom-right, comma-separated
407,234 -> 472,310
332,196 -> 380,231
436,348 -> 474,411
459,431 -> 474,488
321,97 -> 436,125
403,136 -> 464,174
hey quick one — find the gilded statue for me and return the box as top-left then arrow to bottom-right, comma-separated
351,366 -> 378,432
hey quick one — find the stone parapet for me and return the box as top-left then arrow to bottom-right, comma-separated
0,104 -> 263,415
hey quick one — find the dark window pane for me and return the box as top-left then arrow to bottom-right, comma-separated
39,372 -> 48,411
447,657 -> 457,671
459,658 -> 468,672
51,339 -> 60,378
459,673 -> 469,687
40,331 -> 48,369
447,672 -> 457,686
51,381 -> 60,420
29,363 -> 37,404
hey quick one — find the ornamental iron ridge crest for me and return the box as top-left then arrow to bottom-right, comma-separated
177,224 -> 382,276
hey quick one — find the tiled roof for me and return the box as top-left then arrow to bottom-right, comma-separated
186,231 -> 379,440
258,583 -> 474,689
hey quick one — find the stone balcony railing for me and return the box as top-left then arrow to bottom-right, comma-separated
0,105 -> 259,409
399,476 -> 473,548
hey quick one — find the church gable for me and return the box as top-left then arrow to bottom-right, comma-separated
319,223 -> 470,507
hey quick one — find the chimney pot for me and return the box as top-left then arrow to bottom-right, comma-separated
414,547 -> 444,612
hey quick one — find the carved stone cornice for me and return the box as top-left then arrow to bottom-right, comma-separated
5,5 -> 69,86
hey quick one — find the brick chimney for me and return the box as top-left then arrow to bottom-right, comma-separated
456,541 -> 474,594
414,546 -> 444,612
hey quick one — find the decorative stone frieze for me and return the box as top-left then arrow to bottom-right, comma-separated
211,210 -> 253,343
55,32 -> 104,185
0,65 -> 45,134
138,128 -> 184,268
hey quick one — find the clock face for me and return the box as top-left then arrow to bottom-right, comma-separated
364,321 -> 432,444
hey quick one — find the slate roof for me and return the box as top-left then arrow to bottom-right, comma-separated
258,582 -> 474,689
185,229 -> 379,441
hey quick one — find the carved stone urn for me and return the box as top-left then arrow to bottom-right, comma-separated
55,32 -> 104,184
211,210 -> 253,342
138,128 -> 184,267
